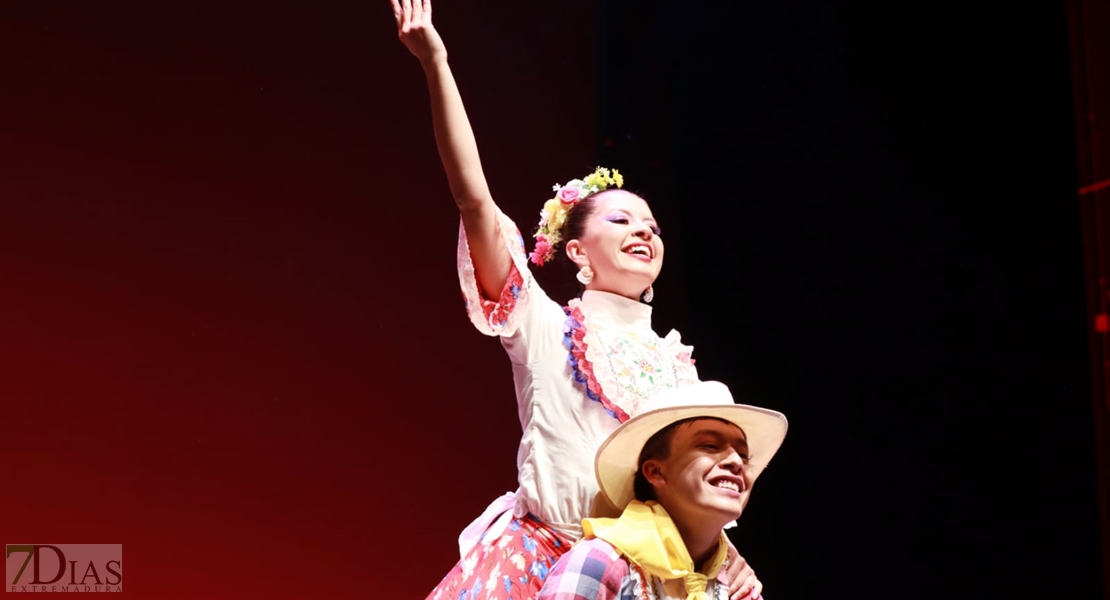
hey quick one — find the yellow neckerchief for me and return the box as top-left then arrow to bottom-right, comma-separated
583,500 -> 728,600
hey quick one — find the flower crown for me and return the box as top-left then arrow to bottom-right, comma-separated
529,166 -> 624,266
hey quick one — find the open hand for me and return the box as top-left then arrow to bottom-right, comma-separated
390,0 -> 446,65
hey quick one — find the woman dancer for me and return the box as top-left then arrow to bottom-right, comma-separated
391,1 -> 763,599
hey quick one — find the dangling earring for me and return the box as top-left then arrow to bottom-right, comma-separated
576,266 -> 594,285
641,285 -> 654,303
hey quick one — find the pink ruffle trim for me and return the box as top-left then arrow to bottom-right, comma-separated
564,304 -> 631,423
473,262 -> 525,332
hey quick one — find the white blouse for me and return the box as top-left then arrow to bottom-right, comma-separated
455,209 -> 699,555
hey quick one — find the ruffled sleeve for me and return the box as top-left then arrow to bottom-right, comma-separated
457,209 -> 536,337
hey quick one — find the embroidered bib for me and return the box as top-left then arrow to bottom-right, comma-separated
564,292 -> 699,422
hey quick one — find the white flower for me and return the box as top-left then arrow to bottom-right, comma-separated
461,551 -> 479,580
538,210 -> 548,227
486,563 -> 503,593
552,183 -> 562,191
565,179 -> 586,189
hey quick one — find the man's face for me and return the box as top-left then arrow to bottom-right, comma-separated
648,419 -> 752,525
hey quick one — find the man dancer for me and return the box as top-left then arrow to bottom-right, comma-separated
538,381 -> 788,600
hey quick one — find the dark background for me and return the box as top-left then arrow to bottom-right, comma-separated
2,0 -> 1103,598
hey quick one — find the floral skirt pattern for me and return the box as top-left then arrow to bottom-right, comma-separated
426,514 -> 571,600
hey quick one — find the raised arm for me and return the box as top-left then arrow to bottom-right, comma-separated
391,0 -> 512,299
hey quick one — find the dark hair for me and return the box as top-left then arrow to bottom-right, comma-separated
561,191 -> 602,244
633,417 -> 693,502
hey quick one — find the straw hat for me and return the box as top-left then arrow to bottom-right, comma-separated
595,381 -> 788,510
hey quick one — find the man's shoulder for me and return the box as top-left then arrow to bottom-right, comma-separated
538,538 -> 630,599
563,538 -> 626,570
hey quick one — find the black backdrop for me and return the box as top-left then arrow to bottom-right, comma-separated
595,1 -> 1103,598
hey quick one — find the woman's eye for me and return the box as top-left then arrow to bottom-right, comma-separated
609,217 -> 629,224
650,226 -> 662,235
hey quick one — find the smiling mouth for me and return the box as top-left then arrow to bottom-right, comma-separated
710,478 -> 742,493
623,245 -> 653,259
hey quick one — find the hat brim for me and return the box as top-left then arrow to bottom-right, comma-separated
595,403 -> 788,511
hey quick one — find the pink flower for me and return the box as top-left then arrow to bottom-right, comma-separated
530,239 -> 554,266
557,186 -> 580,205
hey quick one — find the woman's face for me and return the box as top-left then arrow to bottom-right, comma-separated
566,190 -> 663,300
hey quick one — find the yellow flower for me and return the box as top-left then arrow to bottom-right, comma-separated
544,198 -> 561,217
550,206 -> 568,230
581,166 -> 623,192
583,170 -> 606,190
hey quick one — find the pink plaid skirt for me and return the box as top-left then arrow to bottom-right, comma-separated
425,514 -> 572,600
